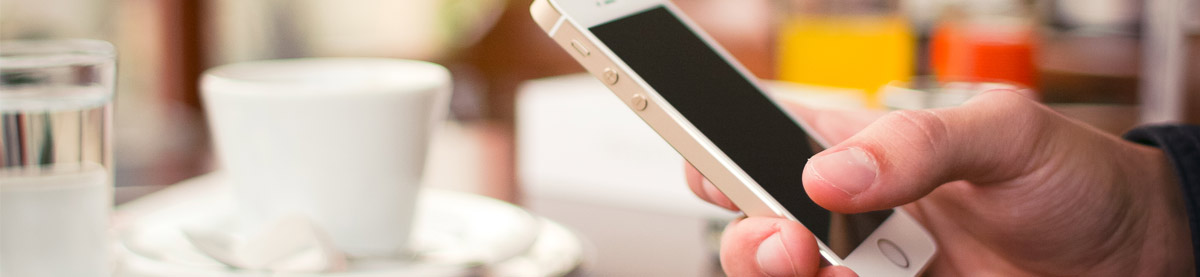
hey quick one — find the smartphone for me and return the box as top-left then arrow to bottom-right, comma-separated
530,0 -> 936,275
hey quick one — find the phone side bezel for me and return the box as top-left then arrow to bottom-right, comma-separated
531,0 -> 936,273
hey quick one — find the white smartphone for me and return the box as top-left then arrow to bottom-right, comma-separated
530,0 -> 936,275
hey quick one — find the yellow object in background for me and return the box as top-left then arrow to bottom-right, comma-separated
776,16 -> 914,108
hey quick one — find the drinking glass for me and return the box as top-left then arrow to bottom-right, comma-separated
0,39 -> 116,277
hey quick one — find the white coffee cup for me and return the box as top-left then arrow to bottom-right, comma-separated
201,58 -> 449,257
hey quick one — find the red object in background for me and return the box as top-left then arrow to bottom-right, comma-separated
931,21 -> 1037,89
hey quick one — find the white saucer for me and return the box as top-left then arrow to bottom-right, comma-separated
112,173 -> 583,276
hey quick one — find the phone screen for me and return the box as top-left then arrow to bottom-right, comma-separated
590,6 -> 889,257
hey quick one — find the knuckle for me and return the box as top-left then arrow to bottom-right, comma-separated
977,89 -> 1043,117
974,89 -> 1052,136
978,88 -> 1026,100
878,109 -> 952,153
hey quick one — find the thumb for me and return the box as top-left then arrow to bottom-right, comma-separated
802,90 -> 1055,213
720,217 -> 834,277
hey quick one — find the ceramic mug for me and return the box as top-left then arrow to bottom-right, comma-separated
202,58 -> 449,257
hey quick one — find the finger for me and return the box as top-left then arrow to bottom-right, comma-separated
687,104 -> 881,212
721,217 -> 823,277
686,163 -> 739,211
803,90 -> 1057,213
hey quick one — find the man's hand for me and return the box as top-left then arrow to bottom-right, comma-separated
688,90 -> 1194,276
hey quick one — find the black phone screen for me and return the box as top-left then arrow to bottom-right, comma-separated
591,6 -> 832,241
590,6 -> 891,255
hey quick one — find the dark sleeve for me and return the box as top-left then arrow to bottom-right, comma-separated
1123,125 -> 1200,269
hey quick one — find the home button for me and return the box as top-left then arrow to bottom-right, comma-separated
877,239 -> 909,268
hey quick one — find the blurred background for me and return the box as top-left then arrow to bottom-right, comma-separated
2,0 -> 1198,275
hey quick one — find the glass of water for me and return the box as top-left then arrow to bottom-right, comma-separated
1,39 -> 115,276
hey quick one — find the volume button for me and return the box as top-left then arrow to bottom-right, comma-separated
631,94 -> 648,111
602,68 -> 620,85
